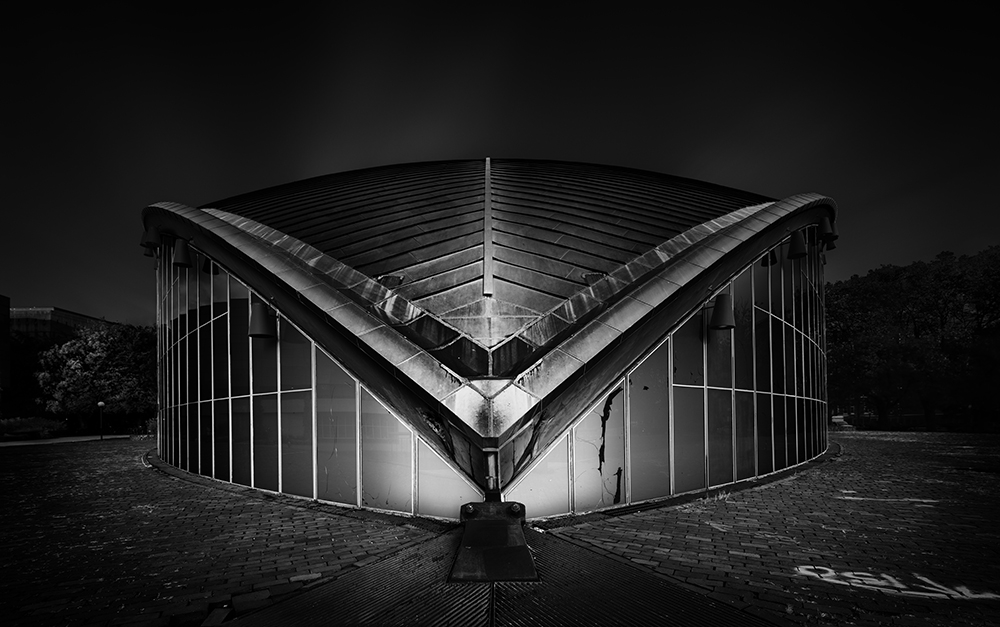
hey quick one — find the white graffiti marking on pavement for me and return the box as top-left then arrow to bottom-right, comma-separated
796,566 -> 1000,600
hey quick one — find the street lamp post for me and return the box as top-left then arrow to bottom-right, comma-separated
98,401 -> 105,440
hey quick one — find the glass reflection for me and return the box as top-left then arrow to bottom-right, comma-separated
280,318 -> 311,391
232,397 -> 251,486
253,394 -> 279,491
417,440 -> 483,518
361,389 -> 412,513
230,282 -> 250,397
733,269 -> 754,390
673,315 -> 704,386
199,401 -> 212,475
316,350 -> 357,505
673,386 -> 705,493
708,389 -> 733,487
773,396 -> 786,470
735,391 -> 755,480
707,294 -> 732,389
756,393 -> 773,475
281,391 -> 313,498
629,344 -> 671,502
505,436 -> 569,518
251,295 -> 277,394
214,399 -> 229,481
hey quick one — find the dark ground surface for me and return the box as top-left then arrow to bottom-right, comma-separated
1,432 -> 998,626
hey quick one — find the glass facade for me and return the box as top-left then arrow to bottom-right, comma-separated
155,224 -> 827,521
156,243 -> 483,519
502,227 -> 828,515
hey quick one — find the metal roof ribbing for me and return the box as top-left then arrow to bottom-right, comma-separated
203,159 -> 772,331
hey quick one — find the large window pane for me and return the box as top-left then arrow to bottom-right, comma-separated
797,397 -> 807,462
673,315 -> 704,386
212,263 -> 228,316
782,247 -> 794,323
280,318 -> 311,391
733,270 -> 754,390
176,268 -> 188,340
361,389 -> 412,513
773,396 -> 787,470
505,436 -> 569,518
252,296 -> 277,395
708,389 -> 733,487
756,393 -> 773,475
188,326 -> 198,405
214,399 -> 229,481
673,386 -> 705,493
771,318 -> 784,394
735,391 -> 755,480
707,288 -> 732,389
753,253 -> 770,311
200,321 -> 212,401
199,258 -> 212,328
281,391 -> 313,498
787,396 -> 799,465
230,281 -> 250,397
178,336 -> 187,404
770,244 -> 783,318
316,351 -> 357,505
574,387 -> 625,511
784,324 -> 795,394
254,394 -> 279,492
213,314 -> 229,399
754,310 -> 770,393
199,401 -> 212,476
417,440 -> 483,519
232,397 -> 251,486
629,343 -> 671,502
187,267 -> 198,340
178,404 -> 189,471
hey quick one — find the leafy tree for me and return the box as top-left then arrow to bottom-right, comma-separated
827,247 -> 1000,430
35,323 -> 157,433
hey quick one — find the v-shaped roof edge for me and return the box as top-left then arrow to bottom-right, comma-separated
143,189 -> 837,493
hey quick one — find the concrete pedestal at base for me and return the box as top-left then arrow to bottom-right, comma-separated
448,501 -> 539,582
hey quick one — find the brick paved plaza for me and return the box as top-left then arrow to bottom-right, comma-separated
1,432 -> 998,626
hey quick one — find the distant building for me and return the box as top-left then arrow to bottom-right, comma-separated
9,307 -> 114,343
141,159 -> 838,520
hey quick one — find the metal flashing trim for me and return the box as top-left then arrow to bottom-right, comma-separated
483,157 -> 494,297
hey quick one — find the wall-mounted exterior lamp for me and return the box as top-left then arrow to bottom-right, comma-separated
140,227 -> 161,249
819,217 -> 837,243
173,239 -> 193,268
709,293 -> 736,330
787,230 -> 807,260
249,302 -> 277,339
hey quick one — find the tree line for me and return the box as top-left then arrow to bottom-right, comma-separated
5,323 -> 156,436
826,246 -> 1000,430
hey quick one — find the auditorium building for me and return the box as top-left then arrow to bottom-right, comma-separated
140,159 -> 836,520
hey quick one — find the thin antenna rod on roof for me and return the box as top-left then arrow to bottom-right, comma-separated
483,157 -> 494,297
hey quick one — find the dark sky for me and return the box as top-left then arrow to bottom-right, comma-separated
3,7 -> 996,325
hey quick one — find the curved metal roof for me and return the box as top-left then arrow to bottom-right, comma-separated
144,158 -> 837,489
201,159 -> 774,376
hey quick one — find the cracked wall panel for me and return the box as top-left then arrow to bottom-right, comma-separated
574,386 -> 626,511
360,388 -> 413,513
503,435 -> 570,519
416,439 -> 484,519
